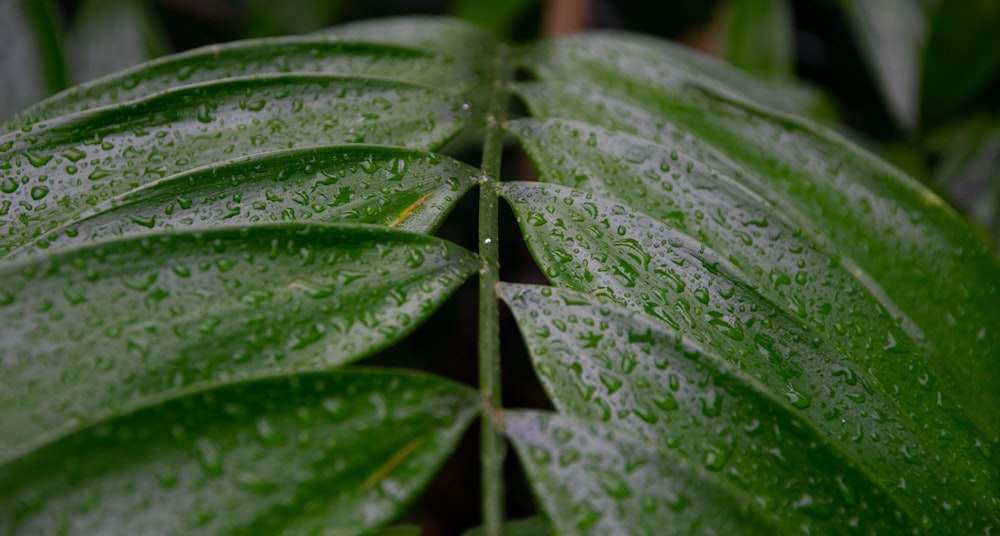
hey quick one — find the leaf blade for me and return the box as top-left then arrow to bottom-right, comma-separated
0,74 -> 470,255
723,0 -> 794,79
836,0 -> 926,130
0,224 -> 478,460
505,410 -> 780,535
500,181 -> 1000,530
0,368 -> 479,535
517,35 -> 1000,441
11,145 -> 479,257
500,283 -> 911,532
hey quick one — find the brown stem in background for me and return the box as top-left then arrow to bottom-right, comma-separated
542,0 -> 591,36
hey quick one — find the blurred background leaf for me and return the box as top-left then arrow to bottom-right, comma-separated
67,0 -> 170,83
0,0 -> 66,121
835,0 -> 927,131
722,0 -> 793,79
243,0 -> 348,37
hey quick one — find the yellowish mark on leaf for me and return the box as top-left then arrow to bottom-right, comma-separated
363,438 -> 424,489
389,192 -> 434,228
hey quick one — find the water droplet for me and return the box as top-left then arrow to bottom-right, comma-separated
701,391 -> 722,417
234,472 -> 277,495
528,445 -> 552,464
599,373 -> 623,394
87,168 -> 110,181
834,475 -> 856,506
197,103 -> 214,123
558,448 -> 581,467
196,438 -> 223,475
157,467 -> 178,488
784,388 -> 811,409
666,491 -> 690,512
596,469 -> 631,498
703,444 -> 730,470
29,186 -> 49,200
652,393 -> 679,411
256,417 -> 281,445
61,147 -> 86,162
25,152 -> 52,167
0,177 -> 18,194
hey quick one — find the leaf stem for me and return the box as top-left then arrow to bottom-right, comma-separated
478,43 -> 510,536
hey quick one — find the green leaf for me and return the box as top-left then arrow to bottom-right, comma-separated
0,0 -> 67,121
244,0 -> 347,37
836,0 -> 927,130
722,0 -> 794,79
517,31 -> 834,122
499,182 -> 1000,530
0,224 -> 477,461
451,0 -> 540,38
313,17 -> 500,115
500,283 -> 910,531
315,16 -> 496,58
0,75 -> 470,255
516,36 -> 1000,441
929,116 -> 1000,249
11,36 -> 483,129
504,410 -> 779,535
921,1 -> 1000,125
10,146 -> 479,257
460,515 -> 553,536
0,369 -> 479,535
368,525 -> 422,536
67,0 -> 170,84
506,115 -> 985,464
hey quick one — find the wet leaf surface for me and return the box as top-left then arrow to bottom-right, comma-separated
0,75 -> 470,256
517,35 -> 1000,442
10,145 -> 478,257
13,17 -> 493,129
500,182 -> 1000,531
501,283 -> 908,532
0,369 -> 479,535
505,410 -> 778,535
507,117 -> 992,486
0,224 -> 477,460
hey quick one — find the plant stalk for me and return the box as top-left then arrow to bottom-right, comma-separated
479,44 -> 510,536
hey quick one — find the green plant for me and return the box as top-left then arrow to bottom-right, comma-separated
1,15 -> 998,535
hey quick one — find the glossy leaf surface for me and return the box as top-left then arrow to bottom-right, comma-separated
0,224 -> 478,460
0,369 -> 479,535
505,410 -> 777,535
501,283 -> 909,532
516,35 -> 1000,440
506,116 -> 990,475
500,181 -> 1000,531
13,18 -> 491,128
4,13 -> 1000,536
516,32 -> 834,122
0,75 -> 469,256
11,146 -> 479,257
